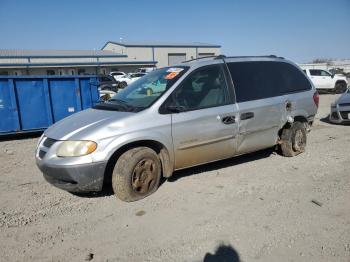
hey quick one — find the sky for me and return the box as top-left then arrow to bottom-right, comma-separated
0,0 -> 349,63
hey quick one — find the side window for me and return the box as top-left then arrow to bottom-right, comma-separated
228,61 -> 311,102
320,70 -> 331,76
310,69 -> 321,76
228,61 -> 281,102
277,63 -> 312,93
171,65 -> 230,111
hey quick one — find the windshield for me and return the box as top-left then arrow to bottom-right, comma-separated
94,66 -> 188,112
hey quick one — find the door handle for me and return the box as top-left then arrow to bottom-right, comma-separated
221,115 -> 236,124
285,100 -> 292,111
240,112 -> 254,120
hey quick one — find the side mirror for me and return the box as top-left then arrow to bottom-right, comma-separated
331,74 -> 335,78
166,104 -> 186,113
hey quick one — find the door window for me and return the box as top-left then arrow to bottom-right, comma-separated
171,65 -> 230,111
309,69 -> 322,76
101,77 -> 111,82
320,70 -> 331,76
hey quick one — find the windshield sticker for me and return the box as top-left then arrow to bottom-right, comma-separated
165,72 -> 179,80
166,68 -> 184,73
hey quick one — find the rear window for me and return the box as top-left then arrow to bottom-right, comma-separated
227,61 -> 312,102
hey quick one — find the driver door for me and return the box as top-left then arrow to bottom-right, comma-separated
166,64 -> 239,169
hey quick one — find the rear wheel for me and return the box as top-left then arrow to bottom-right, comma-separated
280,121 -> 307,157
112,147 -> 161,202
335,82 -> 347,94
119,81 -> 127,89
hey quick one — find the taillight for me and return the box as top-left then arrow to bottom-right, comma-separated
313,91 -> 319,107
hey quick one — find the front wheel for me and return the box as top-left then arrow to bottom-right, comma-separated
280,121 -> 307,157
112,147 -> 162,202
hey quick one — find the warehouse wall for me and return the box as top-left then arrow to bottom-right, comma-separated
102,43 -> 221,68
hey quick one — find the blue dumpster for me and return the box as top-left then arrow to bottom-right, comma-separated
0,75 -> 99,135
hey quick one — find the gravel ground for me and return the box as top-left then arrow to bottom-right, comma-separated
0,94 -> 349,262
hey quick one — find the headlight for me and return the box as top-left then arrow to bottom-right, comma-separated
57,141 -> 97,157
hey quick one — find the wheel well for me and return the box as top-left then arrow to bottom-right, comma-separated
278,115 -> 308,138
103,140 -> 172,187
335,80 -> 347,86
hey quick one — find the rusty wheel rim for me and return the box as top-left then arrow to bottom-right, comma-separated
294,129 -> 304,151
131,158 -> 157,195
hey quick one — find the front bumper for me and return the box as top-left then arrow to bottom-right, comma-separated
329,106 -> 350,124
36,160 -> 107,192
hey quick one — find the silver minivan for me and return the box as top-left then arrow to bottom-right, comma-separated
36,55 -> 319,202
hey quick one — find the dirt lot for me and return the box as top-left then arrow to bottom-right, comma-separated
0,94 -> 349,262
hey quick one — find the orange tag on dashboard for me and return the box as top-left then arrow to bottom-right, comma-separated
165,72 -> 178,80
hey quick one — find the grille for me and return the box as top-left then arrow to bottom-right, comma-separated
331,112 -> 339,120
340,111 -> 350,119
39,150 -> 46,159
43,137 -> 57,148
38,137 -> 57,159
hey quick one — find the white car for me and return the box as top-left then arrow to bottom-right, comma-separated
302,69 -> 348,93
129,72 -> 147,80
109,71 -> 127,81
136,67 -> 155,73
117,73 -> 147,88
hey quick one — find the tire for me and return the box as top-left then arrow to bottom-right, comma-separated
334,82 -> 347,94
119,81 -> 127,89
112,147 -> 162,202
280,121 -> 307,157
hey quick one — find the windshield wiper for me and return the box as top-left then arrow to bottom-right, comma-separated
107,99 -> 134,110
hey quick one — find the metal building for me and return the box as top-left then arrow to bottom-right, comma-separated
102,41 -> 221,68
0,41 -> 221,76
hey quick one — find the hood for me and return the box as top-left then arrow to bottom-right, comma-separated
334,74 -> 348,81
45,108 -> 133,140
336,90 -> 350,104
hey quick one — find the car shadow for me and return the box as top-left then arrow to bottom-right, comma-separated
319,115 -> 332,124
167,147 -> 275,183
203,244 -> 240,262
70,185 -> 114,198
320,114 -> 350,126
0,131 -> 43,141
73,147 -> 275,198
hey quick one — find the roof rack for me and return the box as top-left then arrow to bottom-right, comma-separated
183,55 -> 225,63
183,54 -> 284,63
223,55 -> 285,59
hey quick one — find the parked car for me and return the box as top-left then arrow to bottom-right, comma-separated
117,73 -> 147,88
129,72 -> 147,80
329,87 -> 350,124
99,89 -> 116,101
98,75 -> 119,92
136,67 -> 155,73
36,55 -> 318,202
302,69 -> 348,93
109,71 -> 127,81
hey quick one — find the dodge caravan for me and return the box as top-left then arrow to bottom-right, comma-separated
36,55 -> 319,202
